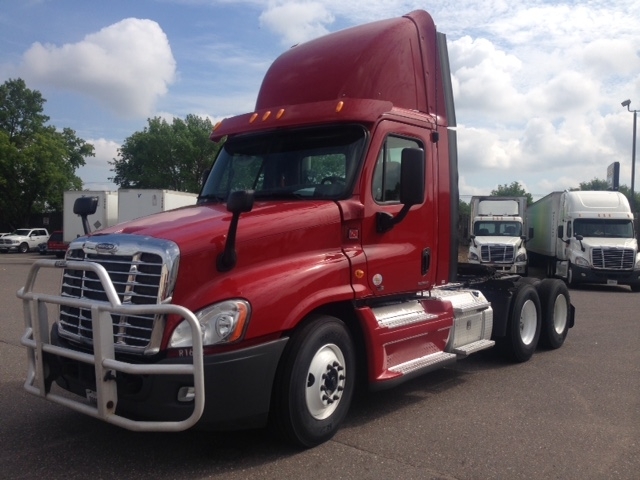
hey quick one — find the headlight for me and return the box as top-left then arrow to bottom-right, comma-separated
574,256 -> 589,267
515,253 -> 527,262
169,299 -> 251,348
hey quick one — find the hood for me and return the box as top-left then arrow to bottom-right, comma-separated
86,200 -> 343,257
578,237 -> 638,250
473,236 -> 523,247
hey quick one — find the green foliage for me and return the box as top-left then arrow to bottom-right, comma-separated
111,115 -> 220,192
459,199 -> 470,215
0,78 -> 49,148
578,178 -> 610,191
491,181 -> 534,205
0,79 -> 92,228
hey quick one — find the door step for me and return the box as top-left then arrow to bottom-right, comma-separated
453,339 -> 495,357
388,351 -> 457,375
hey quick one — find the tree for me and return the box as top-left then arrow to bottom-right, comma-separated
459,199 -> 470,215
111,115 -> 220,192
578,178 -> 609,191
491,181 -> 533,205
0,79 -> 94,229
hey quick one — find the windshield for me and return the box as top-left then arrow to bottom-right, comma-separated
12,229 -> 31,236
474,221 -> 522,236
573,219 -> 634,238
200,125 -> 367,202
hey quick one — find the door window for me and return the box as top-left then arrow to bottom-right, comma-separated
372,135 -> 422,203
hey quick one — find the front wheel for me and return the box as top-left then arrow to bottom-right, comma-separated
19,242 -> 29,253
271,315 -> 355,448
537,279 -> 570,349
501,283 -> 541,363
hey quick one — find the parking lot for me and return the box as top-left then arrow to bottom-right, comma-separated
1,252 -> 638,479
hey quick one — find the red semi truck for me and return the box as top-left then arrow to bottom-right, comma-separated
19,10 -> 574,447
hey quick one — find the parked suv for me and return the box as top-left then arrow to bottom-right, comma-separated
0,228 -> 49,253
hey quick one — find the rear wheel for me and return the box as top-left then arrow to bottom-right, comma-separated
501,283 -> 541,362
537,279 -> 570,349
19,242 -> 29,253
271,315 -> 355,448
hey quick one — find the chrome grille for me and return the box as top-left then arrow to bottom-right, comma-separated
591,247 -> 635,270
58,235 -> 180,354
480,244 -> 515,263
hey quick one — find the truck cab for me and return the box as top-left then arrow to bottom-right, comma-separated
467,196 -> 528,274
18,10 -> 574,448
555,191 -> 640,290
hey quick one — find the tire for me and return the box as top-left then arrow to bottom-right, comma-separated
537,279 -> 570,349
19,242 -> 29,253
501,283 -> 541,363
271,315 -> 355,448
518,277 -> 540,287
630,284 -> 640,293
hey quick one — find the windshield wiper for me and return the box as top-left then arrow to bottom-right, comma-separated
253,190 -> 305,200
198,194 -> 227,203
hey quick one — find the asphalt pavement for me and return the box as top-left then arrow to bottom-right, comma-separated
1,252 -> 638,480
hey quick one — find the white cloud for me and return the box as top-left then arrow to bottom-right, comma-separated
259,2 -> 335,46
449,36 -> 523,117
77,138 -> 119,190
19,18 -> 176,118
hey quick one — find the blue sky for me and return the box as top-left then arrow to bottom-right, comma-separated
1,0 -> 639,200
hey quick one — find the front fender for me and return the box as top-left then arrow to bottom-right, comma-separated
172,248 -> 354,343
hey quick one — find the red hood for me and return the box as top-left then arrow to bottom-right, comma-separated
90,200 -> 343,257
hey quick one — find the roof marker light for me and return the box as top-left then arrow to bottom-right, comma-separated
276,109 -> 285,119
336,101 -> 344,112
249,113 -> 258,123
262,111 -> 271,121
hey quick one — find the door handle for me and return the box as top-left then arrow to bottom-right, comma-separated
422,248 -> 431,275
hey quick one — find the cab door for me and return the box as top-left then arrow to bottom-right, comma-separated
360,121 -> 436,295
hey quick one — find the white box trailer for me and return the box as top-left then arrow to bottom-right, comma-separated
117,189 -> 197,223
63,191 -> 118,243
526,190 -> 640,290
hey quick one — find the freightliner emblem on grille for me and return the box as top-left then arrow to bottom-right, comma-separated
95,243 -> 118,253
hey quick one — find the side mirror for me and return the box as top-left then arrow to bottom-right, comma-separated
399,148 -> 425,206
217,190 -> 255,272
557,225 -> 563,239
201,168 -> 211,186
227,189 -> 254,214
528,227 -> 534,239
73,196 -> 99,236
377,148 -> 425,233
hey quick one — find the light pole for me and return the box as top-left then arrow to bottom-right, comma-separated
621,99 -> 637,215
